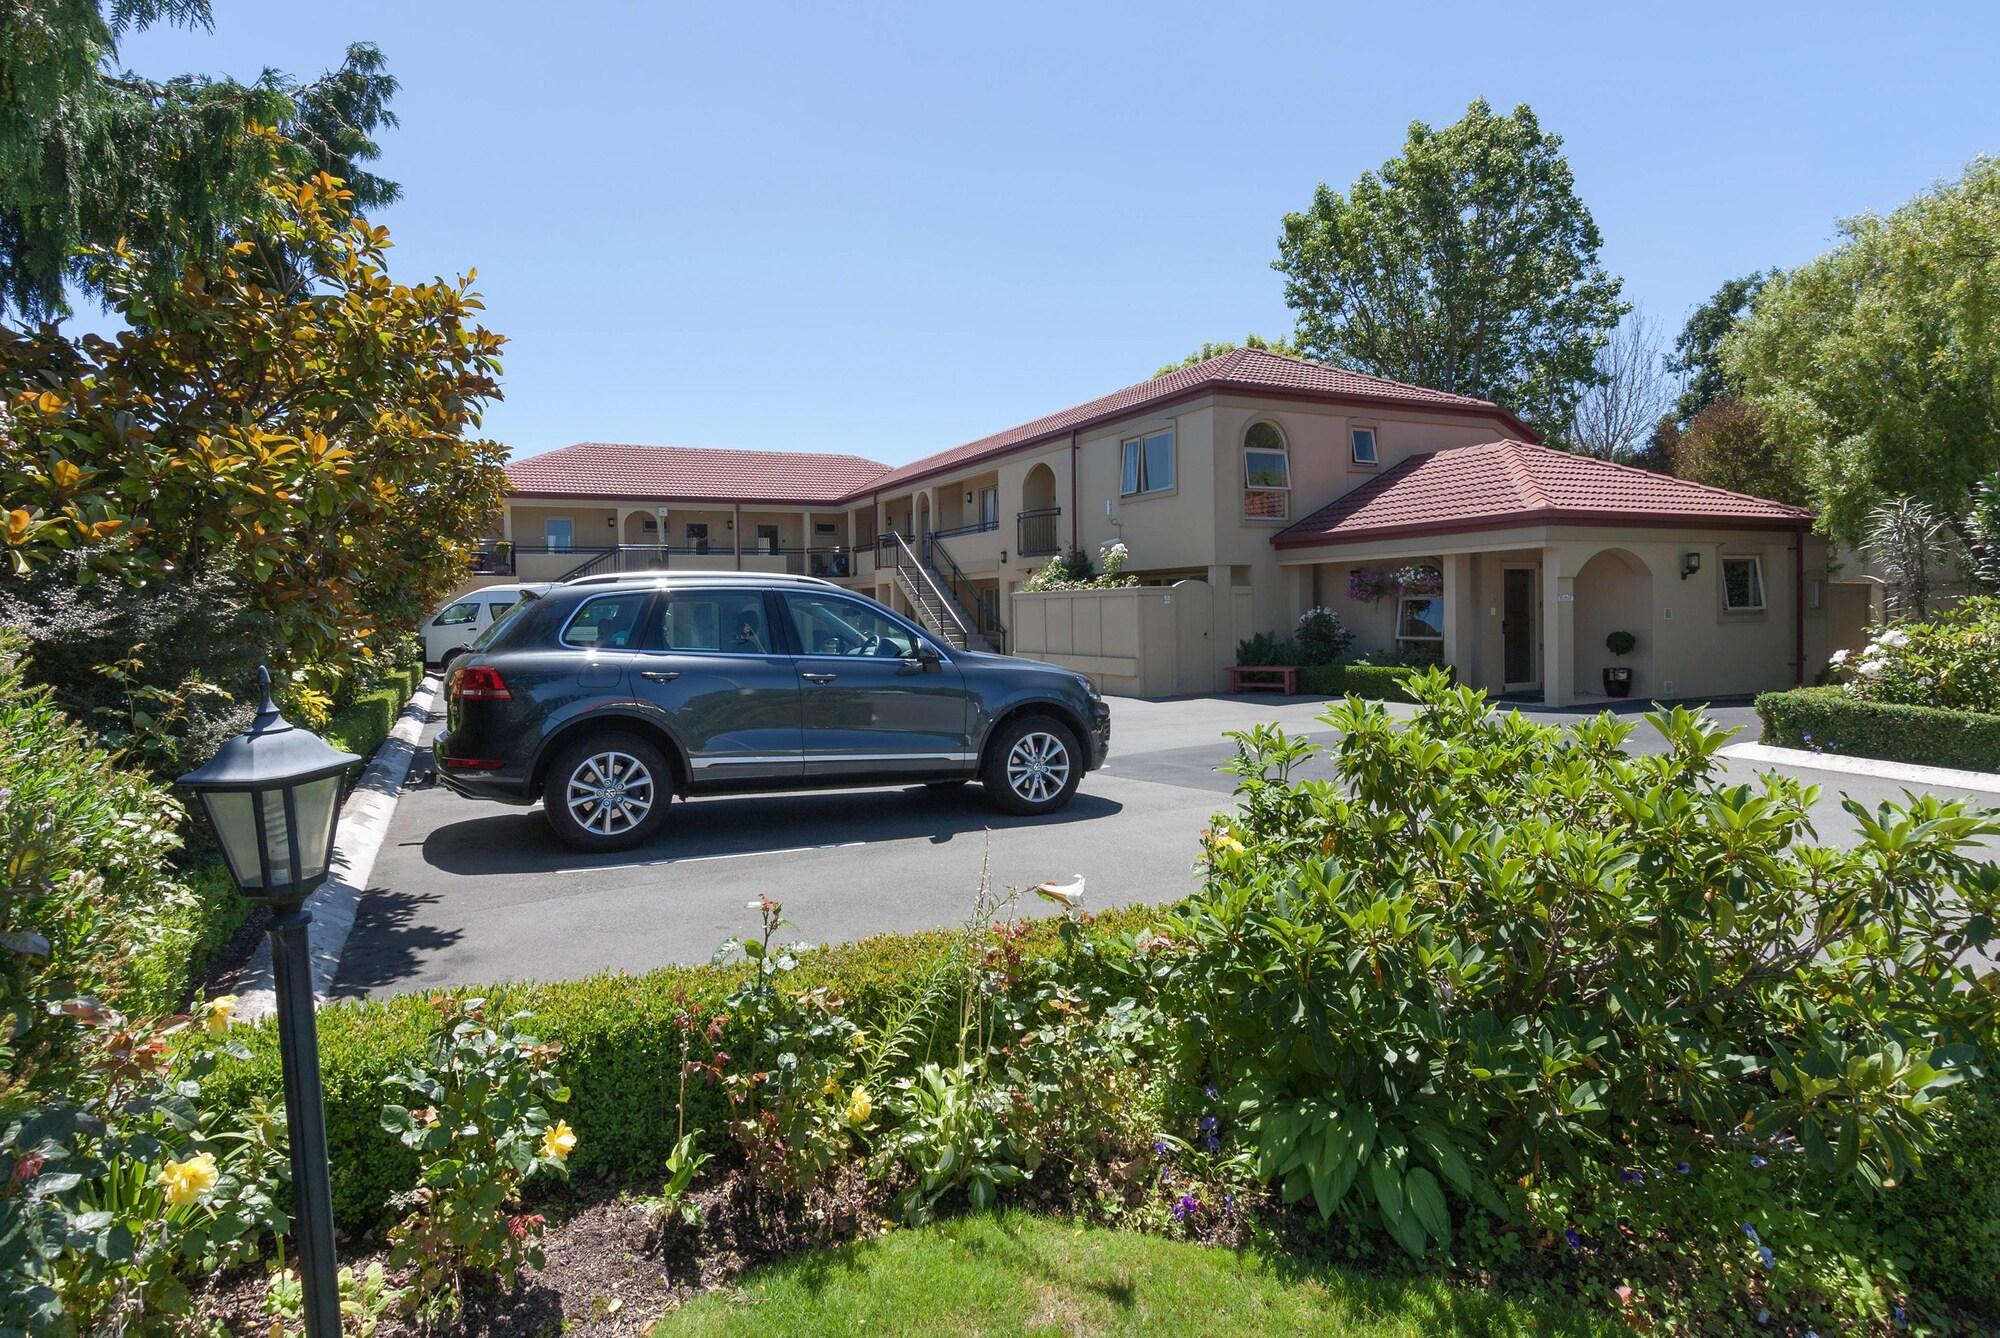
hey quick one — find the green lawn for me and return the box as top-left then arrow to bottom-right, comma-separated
652,1212 -> 1615,1336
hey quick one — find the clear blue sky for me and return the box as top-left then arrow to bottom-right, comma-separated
114,2 -> 1998,465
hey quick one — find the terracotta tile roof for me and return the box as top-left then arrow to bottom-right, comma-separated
864,348 -> 1532,493
506,443 -> 889,505
1273,439 -> 1813,549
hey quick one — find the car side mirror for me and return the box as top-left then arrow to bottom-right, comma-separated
911,643 -> 943,672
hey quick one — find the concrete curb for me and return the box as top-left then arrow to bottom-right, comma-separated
233,674 -> 440,1019
1720,741 -> 2000,795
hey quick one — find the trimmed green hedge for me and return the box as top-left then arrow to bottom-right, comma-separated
1755,686 -> 2000,773
324,659 -> 427,760
205,904 -> 1168,1230
1294,663 -> 1443,703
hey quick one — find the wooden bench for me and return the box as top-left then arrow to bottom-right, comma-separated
1226,664 -> 1298,694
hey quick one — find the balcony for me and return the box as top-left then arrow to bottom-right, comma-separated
1017,507 -> 1062,558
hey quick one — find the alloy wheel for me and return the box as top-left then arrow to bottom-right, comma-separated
1005,731 -> 1071,805
565,750 -> 656,837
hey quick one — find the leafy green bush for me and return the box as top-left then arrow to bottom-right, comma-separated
1835,597 -> 2000,713
324,654 -> 426,759
1234,633 -> 1303,667
205,904 -> 1167,1229
1755,685 -> 2000,771
1341,663 -> 1434,702
1294,608 -> 1355,665
1158,671 -> 1997,1330
1863,1074 -> 2000,1322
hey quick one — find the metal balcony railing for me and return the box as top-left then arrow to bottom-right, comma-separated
1016,507 -> 1062,558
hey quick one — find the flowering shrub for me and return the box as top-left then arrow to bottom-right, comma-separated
1392,563 -> 1441,595
1293,608 -> 1354,665
1155,670 -> 1996,1328
380,997 -> 573,1322
1021,543 -> 1138,592
697,896 -> 867,1194
1346,567 -> 1389,603
0,997 -> 286,1334
1833,598 -> 2000,715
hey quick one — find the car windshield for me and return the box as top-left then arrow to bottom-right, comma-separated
470,591 -> 540,650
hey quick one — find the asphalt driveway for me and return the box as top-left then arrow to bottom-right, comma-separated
334,693 -> 1998,998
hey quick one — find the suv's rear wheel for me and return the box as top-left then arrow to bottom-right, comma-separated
543,731 -> 671,851
982,714 -> 1082,815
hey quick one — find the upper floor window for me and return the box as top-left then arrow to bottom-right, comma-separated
1722,556 -> 1765,612
1350,427 -> 1378,465
545,517 -> 574,551
1242,421 -> 1290,520
1120,429 -> 1175,496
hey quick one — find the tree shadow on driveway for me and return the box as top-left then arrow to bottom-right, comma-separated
332,887 -> 465,997
417,785 -> 1124,878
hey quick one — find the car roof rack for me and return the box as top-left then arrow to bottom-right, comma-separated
562,571 -> 843,590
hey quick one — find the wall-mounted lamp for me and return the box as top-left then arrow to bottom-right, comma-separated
965,490 -> 974,504
1680,551 -> 1702,580
606,517 -> 616,528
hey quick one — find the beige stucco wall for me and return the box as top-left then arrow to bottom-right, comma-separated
1011,580 -> 1220,696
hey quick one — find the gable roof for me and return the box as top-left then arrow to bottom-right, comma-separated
505,443 -> 890,505
866,348 -> 1533,493
1272,439 -> 1813,549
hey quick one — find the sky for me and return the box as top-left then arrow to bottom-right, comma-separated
109,1 -> 2000,466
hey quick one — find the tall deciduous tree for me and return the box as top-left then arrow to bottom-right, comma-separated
1672,398 -> 1806,505
1565,308 -> 1672,463
1274,99 -> 1627,437
1153,332 -> 1299,378
1666,272 -> 1770,425
0,166 -> 508,696
0,0 -> 398,320
1723,158 -> 2000,542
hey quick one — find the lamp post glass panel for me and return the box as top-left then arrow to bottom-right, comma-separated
178,667 -> 359,1338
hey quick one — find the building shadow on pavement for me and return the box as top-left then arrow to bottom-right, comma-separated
331,888 -> 465,997
417,785 -> 1124,878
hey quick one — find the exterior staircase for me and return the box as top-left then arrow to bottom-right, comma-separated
877,533 -> 1002,653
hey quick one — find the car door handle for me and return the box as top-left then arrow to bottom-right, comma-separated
639,670 -> 680,682
801,671 -> 837,684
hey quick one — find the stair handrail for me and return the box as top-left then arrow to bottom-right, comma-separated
881,532 -> 971,641
558,547 -> 619,581
924,533 -> 1007,652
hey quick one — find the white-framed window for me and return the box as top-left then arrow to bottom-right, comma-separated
1722,556 -> 1765,611
1351,427 -> 1379,465
1120,428 -> 1176,496
1242,421 -> 1290,520
544,517 -> 574,551
1396,595 -> 1444,647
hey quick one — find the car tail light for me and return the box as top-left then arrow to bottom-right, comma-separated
452,665 -> 512,701
441,756 -> 506,770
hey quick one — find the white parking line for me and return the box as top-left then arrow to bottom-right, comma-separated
551,841 -> 866,875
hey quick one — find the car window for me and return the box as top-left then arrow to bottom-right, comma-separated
562,592 -> 648,649
470,592 -> 539,650
432,600 -> 478,627
651,591 -> 770,654
785,593 -> 920,658
486,598 -> 517,621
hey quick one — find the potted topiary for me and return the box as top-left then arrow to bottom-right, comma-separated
1603,630 -> 1636,697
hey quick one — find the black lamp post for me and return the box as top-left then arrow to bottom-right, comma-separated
179,667 -> 359,1338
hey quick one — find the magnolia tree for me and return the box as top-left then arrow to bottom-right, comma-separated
0,162 -> 509,699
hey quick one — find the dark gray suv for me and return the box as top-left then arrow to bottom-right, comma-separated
434,574 -> 1111,851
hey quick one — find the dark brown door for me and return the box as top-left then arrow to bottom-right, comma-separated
1502,568 -> 1535,685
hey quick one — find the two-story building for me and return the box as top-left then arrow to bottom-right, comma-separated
467,349 -> 1830,706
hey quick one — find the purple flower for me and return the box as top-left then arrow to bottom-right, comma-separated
1741,1222 -> 1760,1243
1154,1138 -> 1171,1156
1750,1154 -> 1769,1169
1221,1193 -> 1235,1212
1564,1228 -> 1583,1249
1676,1162 -> 1691,1176
1203,1084 -> 1219,1102
1759,1245 -> 1775,1270
1756,1309 -> 1770,1326
1619,1168 -> 1645,1185
1199,1115 -> 1218,1136
1172,1193 -> 1201,1222
1205,1134 -> 1221,1153
1802,733 -> 1813,743
1894,1306 -> 1907,1328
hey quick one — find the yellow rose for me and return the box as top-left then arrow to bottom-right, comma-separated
822,1075 -> 841,1098
203,994 -> 239,1035
845,1086 -> 872,1127
1210,831 -> 1246,856
847,1030 -> 868,1052
541,1120 -> 577,1162
158,1152 -> 220,1207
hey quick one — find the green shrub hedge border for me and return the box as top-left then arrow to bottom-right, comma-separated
1294,663 -> 1447,703
324,658 -> 427,761
206,905 -> 1168,1230
1754,686 -> 2000,774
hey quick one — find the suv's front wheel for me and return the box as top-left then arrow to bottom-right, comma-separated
544,731 -> 671,851
982,714 -> 1082,815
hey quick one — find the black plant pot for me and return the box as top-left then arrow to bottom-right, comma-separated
1602,666 -> 1633,698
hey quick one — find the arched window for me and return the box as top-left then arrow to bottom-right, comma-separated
1243,421 -> 1290,520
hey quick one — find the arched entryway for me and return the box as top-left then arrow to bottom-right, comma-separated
915,493 -> 931,542
1023,463 -> 1057,511
622,510 -> 657,545
1020,463 -> 1059,557
1572,548 -> 1653,700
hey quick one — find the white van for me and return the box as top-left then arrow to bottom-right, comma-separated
423,584 -> 552,668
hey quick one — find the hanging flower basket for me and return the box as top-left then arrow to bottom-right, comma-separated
1347,567 -> 1389,603
1393,563 -> 1442,596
